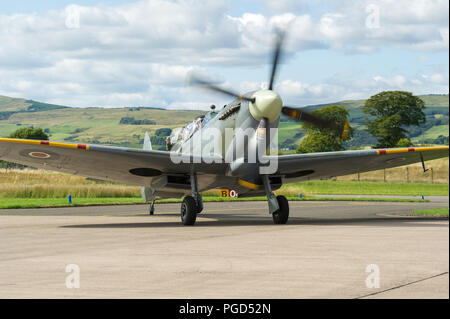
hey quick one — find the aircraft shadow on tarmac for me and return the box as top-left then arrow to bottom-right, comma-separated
63,214 -> 448,229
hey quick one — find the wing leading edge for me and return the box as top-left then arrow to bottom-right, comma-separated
270,146 -> 449,183
0,138 -> 226,186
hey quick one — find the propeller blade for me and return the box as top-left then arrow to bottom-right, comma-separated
282,106 -> 331,128
282,106 -> 350,140
186,75 -> 255,103
268,30 -> 285,90
341,120 -> 350,140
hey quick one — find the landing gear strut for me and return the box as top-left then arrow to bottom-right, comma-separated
149,200 -> 155,215
180,174 -> 203,225
262,175 -> 289,224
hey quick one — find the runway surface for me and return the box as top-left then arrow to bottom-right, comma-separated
0,200 -> 448,298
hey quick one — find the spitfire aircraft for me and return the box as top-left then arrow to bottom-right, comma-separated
0,31 -> 448,225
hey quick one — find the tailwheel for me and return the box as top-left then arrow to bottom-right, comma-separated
181,196 -> 198,225
272,195 -> 289,224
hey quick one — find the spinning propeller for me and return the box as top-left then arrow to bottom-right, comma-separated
186,29 -> 350,140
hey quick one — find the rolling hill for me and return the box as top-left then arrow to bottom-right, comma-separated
1,94 -> 448,150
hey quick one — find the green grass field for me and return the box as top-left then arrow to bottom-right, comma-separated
1,169 -> 445,209
277,180 -> 449,196
1,168 -> 448,199
0,196 -> 429,209
411,207 -> 449,217
278,121 -> 303,144
419,124 -> 449,140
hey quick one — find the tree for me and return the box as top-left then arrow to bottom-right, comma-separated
396,138 -> 414,147
363,91 -> 426,148
296,105 -> 353,154
155,128 -> 172,137
8,127 -> 49,140
119,117 -> 156,125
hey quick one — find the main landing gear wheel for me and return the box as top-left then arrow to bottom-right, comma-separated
272,195 -> 289,224
181,196 -> 198,225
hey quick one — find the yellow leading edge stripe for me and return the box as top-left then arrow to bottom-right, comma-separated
376,146 -> 448,155
0,138 -> 90,150
238,179 -> 261,190
1,138 -> 447,157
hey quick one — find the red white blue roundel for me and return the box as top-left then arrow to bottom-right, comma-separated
28,151 -> 51,159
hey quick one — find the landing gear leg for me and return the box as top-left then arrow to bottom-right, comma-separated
262,175 -> 289,224
262,175 -> 279,214
149,200 -> 155,215
190,174 -> 203,214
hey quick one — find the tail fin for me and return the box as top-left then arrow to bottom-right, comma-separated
142,132 -> 154,202
143,132 -> 152,151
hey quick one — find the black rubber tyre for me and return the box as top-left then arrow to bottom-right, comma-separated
181,196 -> 198,225
196,197 -> 203,214
272,195 -> 289,224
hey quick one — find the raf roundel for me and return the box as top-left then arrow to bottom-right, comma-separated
28,151 -> 51,159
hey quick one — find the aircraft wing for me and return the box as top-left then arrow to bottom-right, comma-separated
1,138 -> 448,187
270,146 -> 449,182
0,138 -> 225,186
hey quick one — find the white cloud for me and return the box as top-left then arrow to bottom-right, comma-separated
0,0 -> 448,108
272,72 -> 449,106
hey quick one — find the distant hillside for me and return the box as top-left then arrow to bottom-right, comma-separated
0,94 -> 448,150
0,96 -> 205,150
0,95 -> 68,121
281,94 -> 449,150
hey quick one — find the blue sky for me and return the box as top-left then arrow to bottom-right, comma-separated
0,0 -> 448,109
0,0 -> 129,14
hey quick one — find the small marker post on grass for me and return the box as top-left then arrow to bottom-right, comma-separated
68,194 -> 72,204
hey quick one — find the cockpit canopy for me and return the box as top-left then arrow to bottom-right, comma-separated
166,110 -> 217,150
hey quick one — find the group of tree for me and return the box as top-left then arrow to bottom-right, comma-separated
362,91 -> 425,148
8,127 -> 49,140
296,105 -> 353,154
119,117 -> 156,125
296,91 -> 430,154
0,127 -> 49,169
149,128 -> 173,150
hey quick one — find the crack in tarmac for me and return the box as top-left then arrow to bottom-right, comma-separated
356,271 -> 449,299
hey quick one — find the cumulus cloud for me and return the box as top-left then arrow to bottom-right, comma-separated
0,0 -> 448,108
273,72 -> 449,106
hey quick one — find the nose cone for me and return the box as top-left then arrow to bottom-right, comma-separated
249,90 -> 283,123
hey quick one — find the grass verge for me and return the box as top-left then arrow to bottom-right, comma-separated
277,180 -> 449,196
411,207 -> 449,217
0,196 -> 429,209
